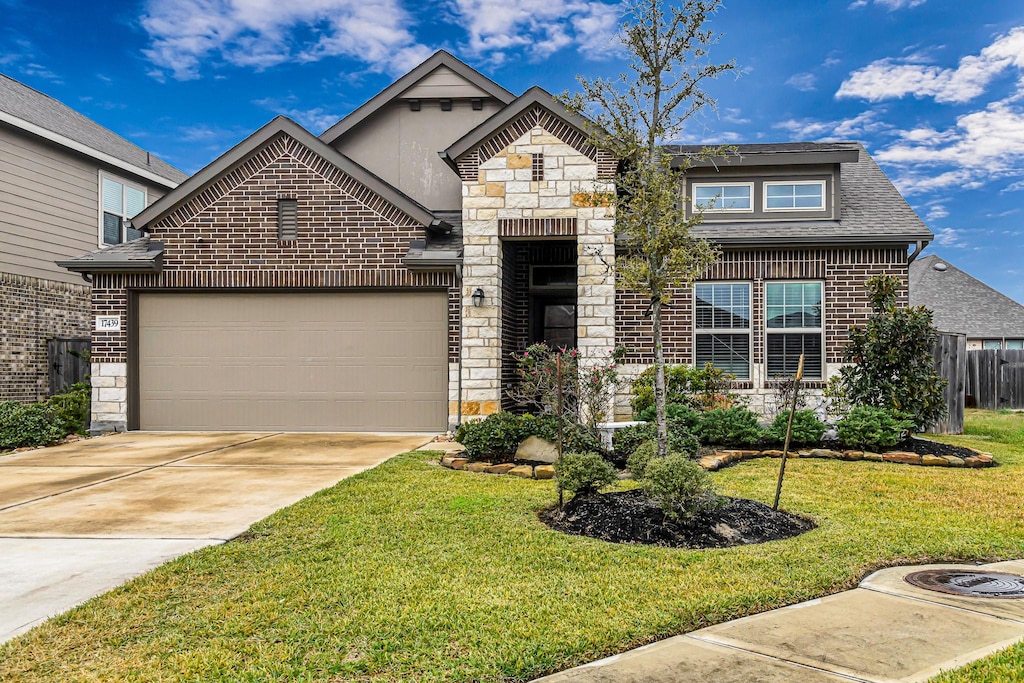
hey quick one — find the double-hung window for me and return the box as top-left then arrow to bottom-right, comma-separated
692,182 -> 753,212
100,174 -> 146,246
694,283 -> 751,379
766,282 -> 823,379
764,181 -> 825,211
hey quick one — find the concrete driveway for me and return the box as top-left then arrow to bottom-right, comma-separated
0,431 -> 429,643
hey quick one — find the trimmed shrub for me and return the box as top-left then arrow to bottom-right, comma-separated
613,419 -> 701,459
529,414 -> 606,457
626,440 -> 658,479
454,412 -> 534,463
0,401 -> 66,450
49,382 -> 91,435
636,403 -> 702,431
836,406 -> 913,451
641,453 -> 724,522
556,451 -> 618,496
699,407 -> 764,447
765,410 -> 827,446
630,365 -> 695,415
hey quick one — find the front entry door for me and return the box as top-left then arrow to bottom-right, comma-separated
531,297 -> 577,350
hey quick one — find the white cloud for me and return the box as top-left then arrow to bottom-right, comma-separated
721,108 -> 750,125
774,109 -> 892,141
785,72 -> 816,91
849,0 -> 927,8
449,0 -> 622,62
837,28 -> 1024,103
935,227 -> 966,247
140,0 -> 431,80
923,202 -> 949,221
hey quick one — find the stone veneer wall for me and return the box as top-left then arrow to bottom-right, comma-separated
90,132 -> 460,432
458,124 -> 616,420
613,246 -> 910,417
0,272 -> 90,402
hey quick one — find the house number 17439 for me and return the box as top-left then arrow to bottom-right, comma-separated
95,315 -> 121,331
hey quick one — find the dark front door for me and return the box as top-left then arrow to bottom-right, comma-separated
531,297 -> 576,350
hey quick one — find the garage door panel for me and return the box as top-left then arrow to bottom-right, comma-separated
137,292 -> 447,431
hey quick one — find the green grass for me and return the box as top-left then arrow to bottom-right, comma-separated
1,411 -> 1023,682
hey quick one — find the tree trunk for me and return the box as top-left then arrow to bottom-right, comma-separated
652,297 -> 668,457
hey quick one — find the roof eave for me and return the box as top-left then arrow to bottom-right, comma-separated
0,110 -> 182,188
56,254 -> 164,274
320,51 -> 515,145
672,149 -> 861,169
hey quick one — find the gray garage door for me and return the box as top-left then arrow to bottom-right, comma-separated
137,292 -> 447,432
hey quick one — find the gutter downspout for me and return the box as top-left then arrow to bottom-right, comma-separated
908,240 -> 925,263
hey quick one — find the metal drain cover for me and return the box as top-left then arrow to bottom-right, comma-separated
905,570 -> 1024,599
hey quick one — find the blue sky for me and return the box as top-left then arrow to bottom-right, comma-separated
2,0 -> 1022,301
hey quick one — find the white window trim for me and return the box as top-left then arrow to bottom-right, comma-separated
98,171 -> 148,248
764,280 -> 825,380
763,180 -> 826,213
691,181 -> 755,214
693,281 -> 753,380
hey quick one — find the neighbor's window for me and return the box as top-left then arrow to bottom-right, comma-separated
694,282 -> 751,379
1006,340 -> 1024,350
764,181 -> 825,211
983,340 -> 1003,350
100,174 -> 146,246
766,282 -> 823,379
692,183 -> 753,212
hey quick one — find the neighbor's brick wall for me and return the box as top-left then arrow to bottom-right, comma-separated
0,272 -> 90,402
91,132 -> 459,428
615,246 -> 908,367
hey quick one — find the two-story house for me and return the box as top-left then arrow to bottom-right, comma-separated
1,73 -> 185,402
58,51 -> 932,433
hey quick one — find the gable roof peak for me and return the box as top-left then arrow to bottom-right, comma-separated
319,50 -> 515,145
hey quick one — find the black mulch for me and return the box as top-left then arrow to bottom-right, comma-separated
540,489 -> 815,549
890,437 -> 978,458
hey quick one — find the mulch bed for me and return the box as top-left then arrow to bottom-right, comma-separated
540,489 -> 815,549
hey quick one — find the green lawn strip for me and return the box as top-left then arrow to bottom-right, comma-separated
0,412 -> 1022,682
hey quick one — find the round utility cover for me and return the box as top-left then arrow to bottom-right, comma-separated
905,570 -> 1024,599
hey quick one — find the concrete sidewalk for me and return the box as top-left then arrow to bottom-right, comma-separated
535,560 -> 1024,683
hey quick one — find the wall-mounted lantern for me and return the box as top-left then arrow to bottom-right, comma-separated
471,288 -> 485,307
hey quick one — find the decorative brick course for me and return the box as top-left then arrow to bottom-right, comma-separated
0,272 -> 90,402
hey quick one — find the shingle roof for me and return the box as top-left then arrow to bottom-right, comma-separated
403,211 -> 463,269
0,73 -> 185,185
56,236 -> 164,273
909,254 -> 1024,338
687,143 -> 932,246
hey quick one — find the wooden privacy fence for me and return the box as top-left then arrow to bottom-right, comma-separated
47,337 -> 90,396
929,333 -> 966,435
966,349 -> 1024,411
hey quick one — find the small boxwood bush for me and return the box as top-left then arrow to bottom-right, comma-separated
556,451 -> 617,496
765,410 -> 827,446
626,440 -> 658,479
836,406 -> 913,451
454,412 -> 534,463
699,407 -> 764,447
49,382 -> 91,435
636,403 -> 702,431
641,453 -> 724,522
529,414 -> 605,457
613,419 -> 701,459
0,401 -> 66,450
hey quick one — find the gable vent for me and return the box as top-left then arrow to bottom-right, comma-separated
278,199 -> 298,241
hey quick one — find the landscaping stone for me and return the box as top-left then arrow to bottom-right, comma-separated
883,452 -> 922,465
841,450 -> 865,461
466,462 -> 492,473
964,456 -> 984,467
486,463 -> 516,475
864,452 -> 884,462
808,449 -> 843,459
508,465 -> 535,479
942,456 -> 966,467
441,456 -> 458,467
449,458 -> 469,470
738,450 -> 760,460
922,455 -> 948,467
515,436 -> 558,464
534,465 -> 555,480
761,450 -> 785,458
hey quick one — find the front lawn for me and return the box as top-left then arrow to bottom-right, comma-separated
2,410 -> 1023,682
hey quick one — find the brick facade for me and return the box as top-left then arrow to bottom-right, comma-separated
0,272 -> 90,402
614,246 -> 910,416
90,132 -> 459,430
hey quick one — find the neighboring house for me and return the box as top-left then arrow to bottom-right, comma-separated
0,73 -> 185,402
909,254 -> 1024,350
58,51 -> 932,433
